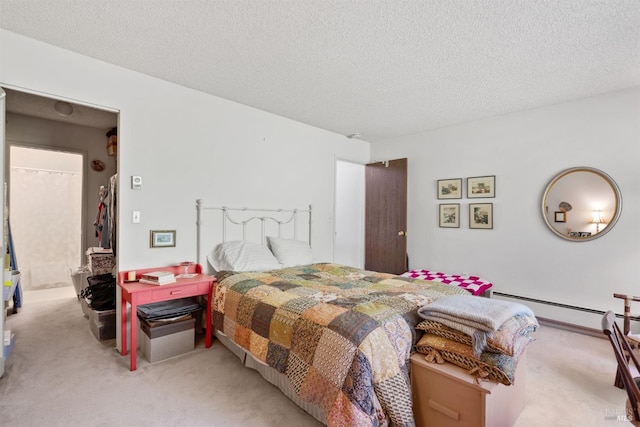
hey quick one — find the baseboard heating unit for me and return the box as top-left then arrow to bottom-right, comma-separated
492,292 -> 639,338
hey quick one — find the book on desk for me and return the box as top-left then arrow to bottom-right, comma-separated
139,271 -> 176,285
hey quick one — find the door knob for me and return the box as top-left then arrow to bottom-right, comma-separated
398,231 -> 406,236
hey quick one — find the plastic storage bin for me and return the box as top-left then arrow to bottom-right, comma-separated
88,306 -> 116,341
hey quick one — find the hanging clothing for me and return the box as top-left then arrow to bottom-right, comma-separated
93,185 -> 108,245
99,192 -> 111,249
108,173 -> 117,256
91,175 -> 117,253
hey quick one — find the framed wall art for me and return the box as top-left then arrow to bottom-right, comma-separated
469,203 -> 493,229
554,211 -> 566,223
467,175 -> 495,198
437,178 -> 462,199
439,203 -> 460,228
150,230 -> 176,248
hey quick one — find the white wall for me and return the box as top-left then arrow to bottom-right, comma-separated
372,88 -> 640,329
0,29 -> 370,273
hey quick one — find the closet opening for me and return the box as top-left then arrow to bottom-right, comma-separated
9,146 -> 83,300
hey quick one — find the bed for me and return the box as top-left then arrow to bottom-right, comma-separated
196,202 -> 532,426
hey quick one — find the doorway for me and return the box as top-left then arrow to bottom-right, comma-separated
334,158 -> 408,274
2,87 -> 118,305
334,160 -> 365,268
9,146 -> 83,294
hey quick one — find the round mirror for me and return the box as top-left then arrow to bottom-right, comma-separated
541,167 -> 622,241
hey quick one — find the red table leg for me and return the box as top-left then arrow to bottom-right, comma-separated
206,283 -> 213,348
121,293 -> 128,356
130,300 -> 137,371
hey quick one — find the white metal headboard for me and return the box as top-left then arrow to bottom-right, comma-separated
196,199 -> 312,266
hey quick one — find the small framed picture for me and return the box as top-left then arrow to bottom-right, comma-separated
469,203 -> 493,229
467,175 -> 495,198
554,211 -> 566,223
437,178 -> 462,199
150,230 -> 176,248
439,204 -> 460,228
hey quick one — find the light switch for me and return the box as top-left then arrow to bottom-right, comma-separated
132,211 -> 141,223
131,176 -> 142,190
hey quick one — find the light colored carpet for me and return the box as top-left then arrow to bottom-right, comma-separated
0,287 -> 629,426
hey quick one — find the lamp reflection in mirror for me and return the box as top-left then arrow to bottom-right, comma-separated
590,210 -> 607,233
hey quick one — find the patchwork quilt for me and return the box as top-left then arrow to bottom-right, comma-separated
212,263 -> 470,427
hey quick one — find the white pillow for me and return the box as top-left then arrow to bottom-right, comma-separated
208,240 -> 282,272
266,236 -> 313,268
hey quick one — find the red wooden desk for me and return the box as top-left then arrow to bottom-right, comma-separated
117,264 -> 215,371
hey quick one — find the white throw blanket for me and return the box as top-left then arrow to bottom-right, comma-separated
418,294 -> 535,356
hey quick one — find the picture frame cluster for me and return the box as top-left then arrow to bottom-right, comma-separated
437,176 -> 495,229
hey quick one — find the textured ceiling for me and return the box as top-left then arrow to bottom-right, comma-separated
2,88 -> 118,131
1,1 -> 639,142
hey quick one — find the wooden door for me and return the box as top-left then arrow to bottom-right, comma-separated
365,158 -> 407,274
